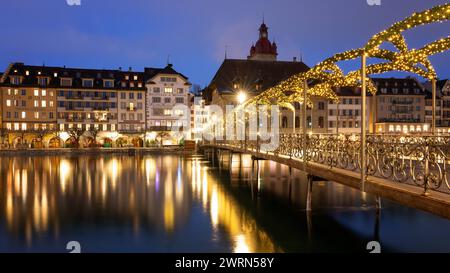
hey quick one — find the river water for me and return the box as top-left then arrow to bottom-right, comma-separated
0,153 -> 449,252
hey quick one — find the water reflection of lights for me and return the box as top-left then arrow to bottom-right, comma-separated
0,155 -> 279,252
234,234 -> 251,253
210,187 -> 219,228
190,158 -> 279,253
59,159 -> 71,193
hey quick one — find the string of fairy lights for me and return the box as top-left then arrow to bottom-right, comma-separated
204,3 -> 450,134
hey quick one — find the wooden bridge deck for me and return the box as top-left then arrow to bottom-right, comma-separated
202,144 -> 450,220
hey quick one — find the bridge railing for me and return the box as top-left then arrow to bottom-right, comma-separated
205,134 -> 450,195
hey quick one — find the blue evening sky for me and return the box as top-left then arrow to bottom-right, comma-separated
1,0 -> 449,87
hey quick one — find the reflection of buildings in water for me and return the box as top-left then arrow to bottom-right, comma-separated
0,154 -> 281,252
0,155 -> 193,245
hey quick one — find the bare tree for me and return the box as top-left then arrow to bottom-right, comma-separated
88,127 -> 100,147
68,128 -> 86,148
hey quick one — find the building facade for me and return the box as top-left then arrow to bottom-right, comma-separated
0,62 -> 192,148
145,65 -> 192,132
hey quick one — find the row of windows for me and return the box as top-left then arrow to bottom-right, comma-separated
120,102 -> 143,110
379,97 -> 421,103
329,109 -> 360,116
328,121 -> 360,128
152,109 -> 185,116
58,112 -> 115,121
5,111 -> 54,119
120,113 -> 144,121
152,87 -> 184,94
380,88 -> 421,94
160,77 -> 177,83
6,88 -> 54,97
10,76 -> 142,88
151,97 -> 185,103
5,122 -> 55,131
59,123 -> 115,131
58,101 -> 116,109
281,116 -> 325,128
329,98 -> 360,105
6,100 -> 53,108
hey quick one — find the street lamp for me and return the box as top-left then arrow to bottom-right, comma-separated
237,91 -> 247,104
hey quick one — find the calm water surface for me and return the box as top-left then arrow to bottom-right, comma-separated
0,153 -> 449,253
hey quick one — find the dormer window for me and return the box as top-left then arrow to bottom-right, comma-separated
104,80 -> 114,88
403,88 -> 409,94
125,75 -> 129,80
11,76 -> 21,85
25,71 -> 30,76
61,78 -> 72,87
82,79 -> 94,87
133,75 -> 138,81
392,88 -> 398,94
54,72 -> 58,77
381,88 -> 387,94
38,77 -> 48,86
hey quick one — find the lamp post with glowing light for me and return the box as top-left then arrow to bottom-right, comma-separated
237,91 -> 248,148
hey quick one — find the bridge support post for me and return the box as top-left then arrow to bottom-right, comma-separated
375,196 -> 382,210
306,174 -> 314,211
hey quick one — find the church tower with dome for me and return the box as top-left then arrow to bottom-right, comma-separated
247,21 -> 278,61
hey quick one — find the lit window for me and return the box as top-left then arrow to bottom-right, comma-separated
125,75 -> 129,80
42,90 -> 47,96
14,123 -> 20,130
410,125 -> 415,132
129,103 -> 134,111
163,109 -> 172,115
7,89 -> 11,95
49,101 -> 54,107
14,89 -> 19,95
389,125 -> 394,132
102,124 -> 107,131
77,123 -> 82,129
59,124 -> 64,131
54,72 -> 58,77
396,125 -> 401,132
6,123 -> 12,130
49,90 -> 54,96
6,100 -> 11,107
164,87 -> 173,93
423,124 -> 429,131
26,71 -> 30,76
41,100 -> 47,107
21,112 -> 26,118
133,75 -> 138,80
34,100 -> 39,107
21,123 -> 27,131
34,112 -> 39,119
34,89 -> 39,96
111,124 -> 115,131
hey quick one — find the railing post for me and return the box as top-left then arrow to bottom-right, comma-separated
432,78 -> 436,134
303,79 -> 308,163
361,51 -> 367,192
423,144 -> 430,196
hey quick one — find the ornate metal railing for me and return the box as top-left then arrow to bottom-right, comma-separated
208,134 -> 450,194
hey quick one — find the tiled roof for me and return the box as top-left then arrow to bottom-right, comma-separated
0,62 -> 189,90
203,59 -> 309,102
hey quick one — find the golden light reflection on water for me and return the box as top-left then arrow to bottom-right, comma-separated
0,155 -> 280,252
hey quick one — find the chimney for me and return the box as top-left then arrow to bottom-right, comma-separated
129,67 -> 132,71
293,57 -> 297,62
119,67 -> 122,71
